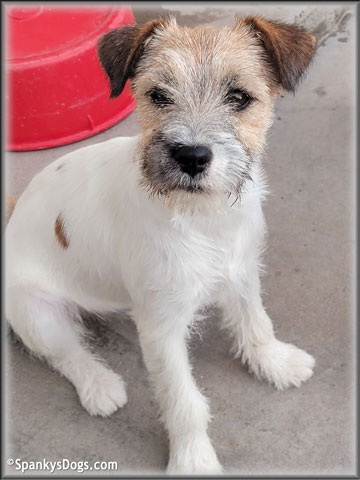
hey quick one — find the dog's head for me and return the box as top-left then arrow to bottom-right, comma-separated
98,17 -> 316,207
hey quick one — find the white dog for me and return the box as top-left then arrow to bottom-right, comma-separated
6,16 -> 316,474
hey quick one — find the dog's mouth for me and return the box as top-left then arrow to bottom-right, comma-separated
177,183 -> 206,193
171,171 -> 208,193
141,169 -> 209,197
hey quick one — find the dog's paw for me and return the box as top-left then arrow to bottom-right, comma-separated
246,339 -> 315,390
167,434 -> 222,475
77,364 -> 127,416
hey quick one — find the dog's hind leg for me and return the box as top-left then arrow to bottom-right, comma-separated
6,285 -> 127,416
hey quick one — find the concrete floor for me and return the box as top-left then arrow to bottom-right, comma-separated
4,3 -> 357,477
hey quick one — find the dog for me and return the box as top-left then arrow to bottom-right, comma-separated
6,16 -> 317,474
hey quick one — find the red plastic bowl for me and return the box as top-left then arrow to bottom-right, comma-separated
5,5 -> 136,151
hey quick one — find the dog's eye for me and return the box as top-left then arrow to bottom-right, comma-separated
147,88 -> 174,108
226,89 -> 252,111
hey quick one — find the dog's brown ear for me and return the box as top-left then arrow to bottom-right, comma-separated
98,18 -> 168,98
240,17 -> 317,92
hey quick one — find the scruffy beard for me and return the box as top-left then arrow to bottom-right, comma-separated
143,183 -> 234,215
136,133 -> 257,215
138,172 -> 253,216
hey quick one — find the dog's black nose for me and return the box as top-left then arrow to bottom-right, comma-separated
172,145 -> 212,177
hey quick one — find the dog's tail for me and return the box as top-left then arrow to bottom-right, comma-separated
6,194 -> 17,223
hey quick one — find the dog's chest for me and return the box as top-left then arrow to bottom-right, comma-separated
151,211 -> 251,303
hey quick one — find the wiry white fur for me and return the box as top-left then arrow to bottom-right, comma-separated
6,135 -> 314,474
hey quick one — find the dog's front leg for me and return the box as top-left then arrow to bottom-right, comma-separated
133,305 -> 222,475
220,259 -> 315,390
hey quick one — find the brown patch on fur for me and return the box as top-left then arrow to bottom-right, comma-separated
6,194 -> 17,223
55,214 -> 69,249
240,17 -> 317,92
98,18 -> 169,98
